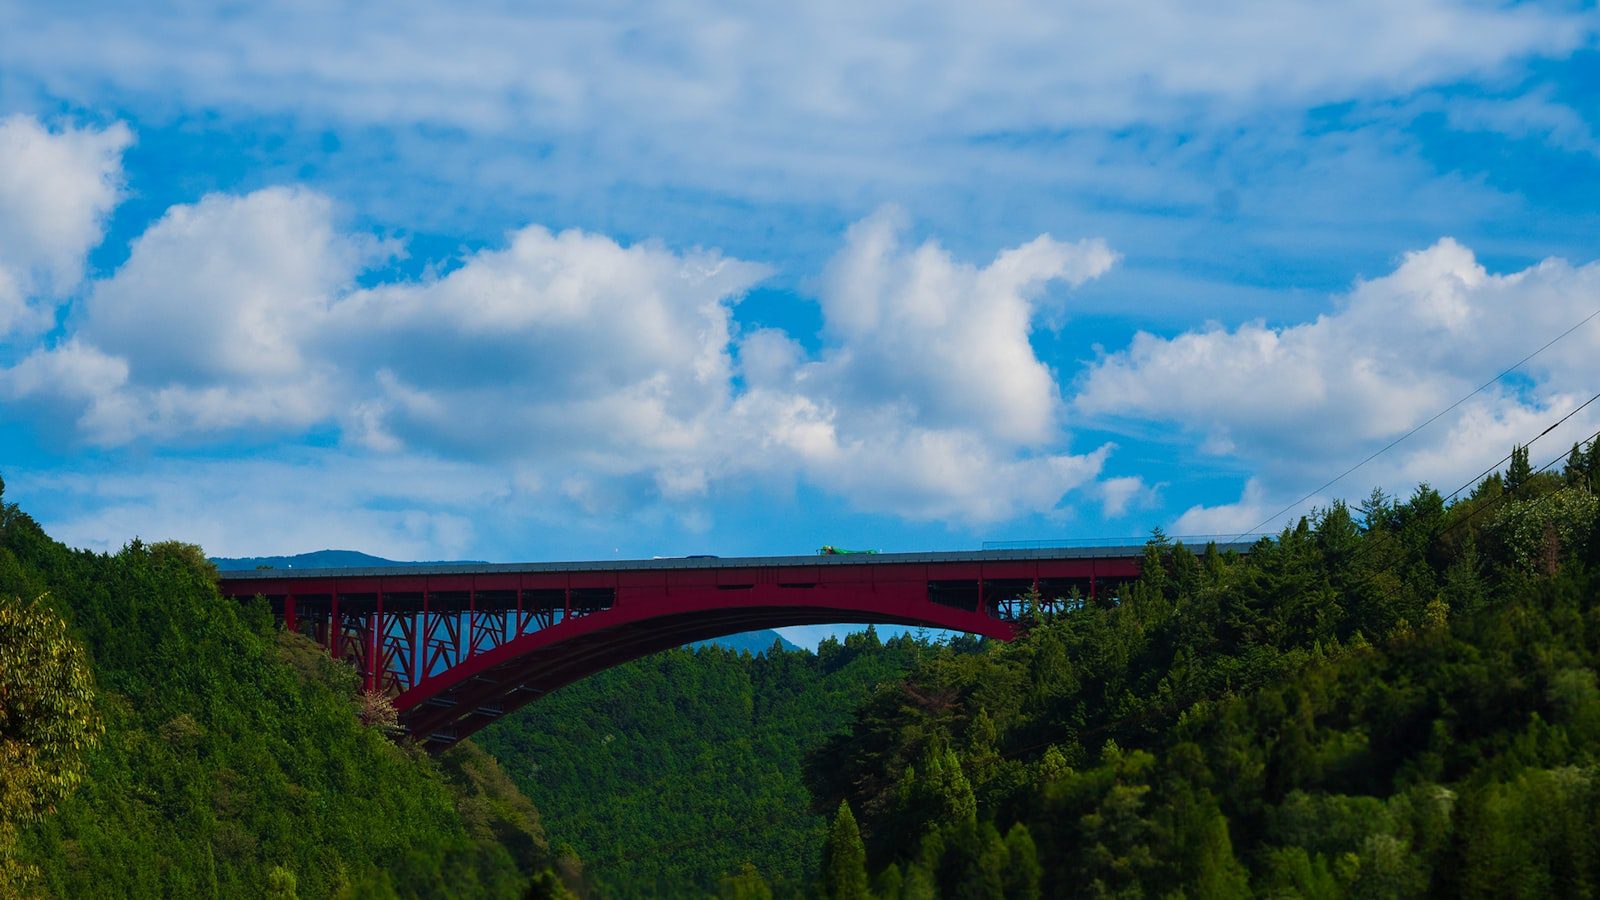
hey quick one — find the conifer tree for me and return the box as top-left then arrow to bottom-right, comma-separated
872,863 -> 903,900
1508,444 -> 1533,493
821,801 -> 871,900
900,864 -> 937,900
1001,823 -> 1042,900
1565,442 -> 1586,487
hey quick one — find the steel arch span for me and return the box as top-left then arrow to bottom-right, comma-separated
216,547 -> 1177,749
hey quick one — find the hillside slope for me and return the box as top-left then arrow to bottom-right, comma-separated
806,459 -> 1600,896
0,482 -> 564,898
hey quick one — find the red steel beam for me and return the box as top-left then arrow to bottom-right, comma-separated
217,550 -> 1151,748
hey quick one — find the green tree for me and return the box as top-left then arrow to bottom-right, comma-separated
0,592 -> 100,891
821,801 -> 871,900
264,865 -> 298,899
718,862 -> 773,900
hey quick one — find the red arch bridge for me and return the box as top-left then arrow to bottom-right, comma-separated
217,545 -> 1236,749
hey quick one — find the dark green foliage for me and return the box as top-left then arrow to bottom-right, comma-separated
1000,823 -> 1040,900
807,459 -> 1600,896
0,489 -> 560,897
477,625 -> 930,896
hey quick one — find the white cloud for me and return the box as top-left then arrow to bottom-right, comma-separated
1100,476 -> 1158,519
1444,89 -> 1600,156
333,224 -> 770,472
724,209 -> 1117,521
77,187 -> 370,384
0,1 -> 1587,221
0,115 -> 128,337
4,181 -> 1119,525
1076,238 -> 1600,527
1172,478 -> 1274,536
811,208 -> 1115,444
4,187 -> 369,443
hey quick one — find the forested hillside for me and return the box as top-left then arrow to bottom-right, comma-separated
807,443 -> 1600,897
0,477 -> 572,898
478,630 -> 932,896
8,438 -> 1600,899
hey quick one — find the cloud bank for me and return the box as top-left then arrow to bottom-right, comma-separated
0,118 -> 1120,534
1077,239 -> 1600,531
5,2 -> 1585,137
8,111 -> 1600,554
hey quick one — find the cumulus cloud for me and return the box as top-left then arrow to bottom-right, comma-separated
811,208 -> 1116,444
729,210 -> 1117,519
3,176 -> 1118,525
4,187 -> 371,442
333,224 -> 770,474
0,115 -> 128,337
1076,238 -> 1600,527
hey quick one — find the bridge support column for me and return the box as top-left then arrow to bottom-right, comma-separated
367,591 -> 384,693
328,591 -> 340,658
283,594 -> 296,635
415,590 -> 428,687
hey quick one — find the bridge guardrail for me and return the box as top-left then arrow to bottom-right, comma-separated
981,534 -> 1274,551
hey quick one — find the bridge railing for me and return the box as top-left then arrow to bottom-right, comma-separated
981,534 -> 1273,551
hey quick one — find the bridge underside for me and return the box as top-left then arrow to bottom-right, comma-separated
400,603 -> 1011,748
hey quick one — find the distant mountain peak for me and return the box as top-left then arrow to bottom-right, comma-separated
689,630 -> 804,655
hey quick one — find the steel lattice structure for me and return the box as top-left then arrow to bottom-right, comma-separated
217,546 -> 1225,749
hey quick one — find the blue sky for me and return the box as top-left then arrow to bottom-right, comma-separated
3,3 -> 1600,647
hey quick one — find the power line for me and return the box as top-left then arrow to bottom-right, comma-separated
1232,306 -> 1600,541
1437,390 -> 1600,506
1434,423 -> 1600,543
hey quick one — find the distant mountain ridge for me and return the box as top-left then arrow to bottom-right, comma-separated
689,630 -> 803,655
211,549 -> 487,571
212,549 -> 803,655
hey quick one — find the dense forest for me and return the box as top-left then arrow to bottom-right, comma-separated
478,628 -> 930,896
6,437 -> 1600,898
801,441 -> 1600,897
